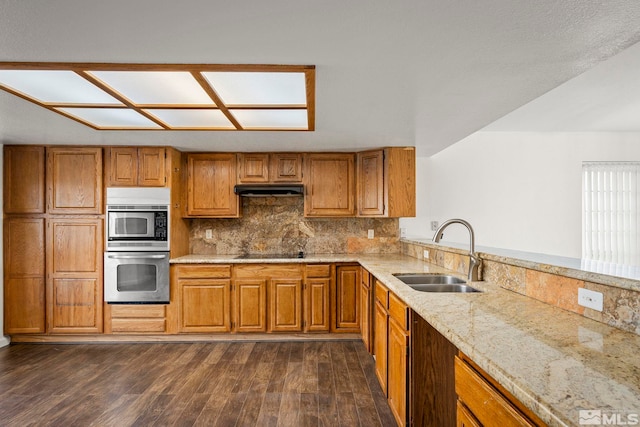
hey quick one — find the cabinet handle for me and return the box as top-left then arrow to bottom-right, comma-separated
107,254 -> 167,259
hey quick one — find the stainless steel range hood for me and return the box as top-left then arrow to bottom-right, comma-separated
234,184 -> 304,197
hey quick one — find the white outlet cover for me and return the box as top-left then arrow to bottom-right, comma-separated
578,288 -> 603,312
368,229 -> 374,239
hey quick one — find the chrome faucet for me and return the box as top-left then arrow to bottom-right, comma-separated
433,218 -> 481,281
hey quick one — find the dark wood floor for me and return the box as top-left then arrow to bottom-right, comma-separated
0,340 -> 397,426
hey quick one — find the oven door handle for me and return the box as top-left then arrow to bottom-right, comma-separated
107,254 -> 167,259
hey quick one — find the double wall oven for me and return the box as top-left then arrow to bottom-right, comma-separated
104,187 -> 170,304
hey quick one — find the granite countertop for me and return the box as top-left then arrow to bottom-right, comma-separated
171,253 -> 640,427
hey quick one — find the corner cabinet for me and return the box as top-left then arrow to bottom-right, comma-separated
106,146 -> 166,187
357,147 -> 415,217
185,153 -> 240,218
304,153 -> 355,217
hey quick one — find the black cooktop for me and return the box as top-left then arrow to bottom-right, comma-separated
235,252 -> 305,259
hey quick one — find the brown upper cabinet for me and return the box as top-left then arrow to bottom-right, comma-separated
304,153 -> 355,217
4,146 -> 46,214
47,147 -> 103,215
106,146 -> 166,187
237,152 -> 303,183
185,153 -> 240,218
357,147 -> 416,217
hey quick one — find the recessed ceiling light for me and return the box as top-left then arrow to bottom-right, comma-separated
0,63 -> 315,131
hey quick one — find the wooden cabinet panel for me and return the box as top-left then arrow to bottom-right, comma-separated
47,147 -> 103,214
4,217 -> 46,334
138,147 -> 166,186
269,278 -> 302,332
304,153 -> 355,217
181,279 -> 231,332
455,355 -> 538,427
360,268 -> 372,352
374,300 -> 388,394
186,153 -> 239,217
357,147 -> 416,218
333,265 -> 360,332
111,318 -> 166,333
457,402 -> 481,427
305,278 -> 330,332
237,153 -> 269,183
4,145 -> 45,214
108,147 -> 137,186
108,147 -> 166,187
411,314 -> 457,427
47,218 -> 102,333
357,150 -> 385,216
388,316 -> 409,427
271,153 -> 303,183
234,279 -> 267,332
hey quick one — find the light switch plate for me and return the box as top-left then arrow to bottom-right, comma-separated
205,229 -> 213,239
367,229 -> 374,239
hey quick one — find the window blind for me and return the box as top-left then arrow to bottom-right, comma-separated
582,162 -> 640,272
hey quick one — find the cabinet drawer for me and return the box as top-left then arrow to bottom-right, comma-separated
306,264 -> 331,278
388,292 -> 408,330
235,264 -> 302,278
111,318 -> 166,333
176,265 -> 231,279
110,305 -> 166,318
454,356 -> 535,427
375,280 -> 389,307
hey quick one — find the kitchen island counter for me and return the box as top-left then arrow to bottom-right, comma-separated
171,253 -> 640,427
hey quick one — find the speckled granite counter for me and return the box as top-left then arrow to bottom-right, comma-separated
171,253 -> 640,427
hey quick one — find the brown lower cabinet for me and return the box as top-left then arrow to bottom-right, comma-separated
304,264 -> 332,332
333,264 -> 360,332
455,353 -> 546,427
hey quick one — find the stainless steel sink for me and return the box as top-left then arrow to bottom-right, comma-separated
393,273 -> 481,293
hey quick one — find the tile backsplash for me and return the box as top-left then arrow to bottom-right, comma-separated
190,197 -> 400,255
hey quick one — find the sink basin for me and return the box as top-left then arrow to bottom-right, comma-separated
392,273 -> 481,293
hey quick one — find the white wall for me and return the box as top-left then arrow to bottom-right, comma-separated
401,131 -> 640,258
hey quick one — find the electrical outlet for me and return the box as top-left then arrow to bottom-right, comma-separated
205,229 -> 213,239
578,288 -> 603,312
367,229 -> 374,239
400,228 -> 407,238
423,249 -> 429,259
430,221 -> 439,231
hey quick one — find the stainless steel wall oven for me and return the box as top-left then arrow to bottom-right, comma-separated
104,187 -> 170,304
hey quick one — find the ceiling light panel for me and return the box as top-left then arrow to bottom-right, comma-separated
144,109 -> 234,128
232,109 -> 309,129
0,70 -> 122,104
203,72 -> 307,105
56,107 -> 162,129
89,71 -> 215,105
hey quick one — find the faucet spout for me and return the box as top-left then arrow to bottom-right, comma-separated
433,218 -> 481,281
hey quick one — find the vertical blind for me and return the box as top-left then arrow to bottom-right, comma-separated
582,162 -> 640,274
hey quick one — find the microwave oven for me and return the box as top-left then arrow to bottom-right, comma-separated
106,187 -> 170,251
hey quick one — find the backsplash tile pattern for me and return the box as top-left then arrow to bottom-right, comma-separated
190,197 -> 399,255
403,240 -> 640,336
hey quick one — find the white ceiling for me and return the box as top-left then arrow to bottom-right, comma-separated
1,0 -> 639,156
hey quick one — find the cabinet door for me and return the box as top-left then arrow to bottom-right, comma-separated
108,147 -> 138,186
4,145 -> 46,214
269,278 -> 302,332
237,153 -> 270,183
47,147 -> 103,214
457,402 -> 481,427
304,153 -> 355,217
138,147 -> 166,186
333,265 -> 360,332
234,279 -> 267,332
360,280 -> 371,352
47,218 -> 103,333
305,278 -> 330,332
180,279 -> 231,332
388,317 -> 409,427
4,217 -> 46,333
271,153 -> 303,183
374,300 -> 388,395
357,150 -> 385,216
186,153 -> 239,217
